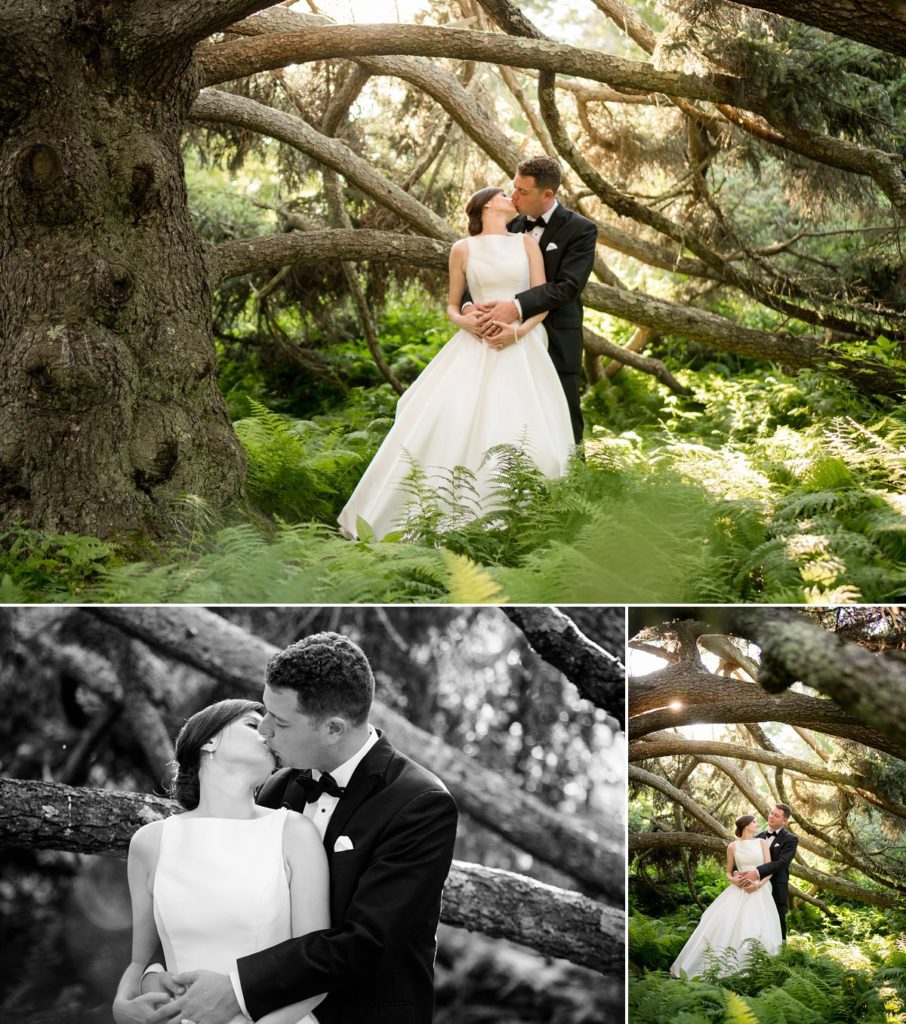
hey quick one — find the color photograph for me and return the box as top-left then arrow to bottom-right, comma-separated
628,606 -> 906,1023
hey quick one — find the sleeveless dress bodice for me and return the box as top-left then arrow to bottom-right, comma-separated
733,838 -> 766,873
337,233 -> 574,540
153,808 -> 311,1024
670,839 -> 782,979
463,234 -> 531,304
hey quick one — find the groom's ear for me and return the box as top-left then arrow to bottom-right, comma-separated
325,716 -> 348,741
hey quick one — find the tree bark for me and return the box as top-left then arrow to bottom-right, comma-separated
629,661 -> 906,759
0,1 -> 245,536
501,606 -> 626,727
196,24 -> 745,104
730,0 -> 906,57
89,606 -> 622,901
0,778 -> 621,975
728,608 -> 906,752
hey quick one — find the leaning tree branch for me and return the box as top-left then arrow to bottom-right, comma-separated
629,659 -> 906,759
90,607 -> 623,901
728,609 -> 906,752
502,607 -> 625,727
195,23 -> 745,102
582,324 -> 690,396
192,89 -> 456,241
214,229 -> 449,282
215,224 -> 901,395
582,281 -> 904,396
729,0 -> 906,57
0,779 -> 621,975
229,8 -> 520,174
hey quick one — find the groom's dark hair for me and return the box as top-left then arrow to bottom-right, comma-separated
516,155 -> 561,193
775,803 -> 792,820
266,632 -> 375,725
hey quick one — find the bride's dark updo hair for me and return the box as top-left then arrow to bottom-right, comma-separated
735,814 -> 756,837
465,186 -> 505,236
168,698 -> 264,810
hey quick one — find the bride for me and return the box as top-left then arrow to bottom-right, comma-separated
670,814 -> 782,979
337,185 -> 574,540
113,699 -> 329,1024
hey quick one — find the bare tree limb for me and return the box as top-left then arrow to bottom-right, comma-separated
195,24 -> 746,103
502,607 -> 625,727
192,89 -> 457,240
728,0 -> 906,57
0,779 -> 621,975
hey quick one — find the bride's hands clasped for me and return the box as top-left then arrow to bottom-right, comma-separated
485,320 -> 521,350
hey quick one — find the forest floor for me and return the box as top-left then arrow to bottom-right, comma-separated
3,296 -> 905,603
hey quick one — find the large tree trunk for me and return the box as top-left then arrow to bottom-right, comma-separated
0,2 -> 246,536
0,778 -> 622,975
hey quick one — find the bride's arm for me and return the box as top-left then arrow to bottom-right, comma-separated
113,823 -> 172,1023
725,842 -> 738,884
446,240 -> 482,336
255,814 -> 331,1024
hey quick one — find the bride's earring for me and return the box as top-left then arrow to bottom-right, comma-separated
201,740 -> 217,758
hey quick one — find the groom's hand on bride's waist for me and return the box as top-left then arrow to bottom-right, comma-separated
148,970 -> 239,1024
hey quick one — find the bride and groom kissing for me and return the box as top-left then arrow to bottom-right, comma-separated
671,803 -> 798,979
338,155 -> 598,541
114,632 -> 458,1024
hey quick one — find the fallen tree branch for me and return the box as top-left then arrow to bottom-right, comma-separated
0,778 -> 621,975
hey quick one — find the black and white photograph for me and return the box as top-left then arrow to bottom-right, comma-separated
0,605 -> 624,1024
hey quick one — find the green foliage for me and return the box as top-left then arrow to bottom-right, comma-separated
630,862 -> 906,1024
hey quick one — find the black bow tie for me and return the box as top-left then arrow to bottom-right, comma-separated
293,770 -> 346,803
767,831 -> 778,837
524,217 -> 541,229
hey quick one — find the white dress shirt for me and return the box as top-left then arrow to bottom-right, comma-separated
514,200 -> 558,317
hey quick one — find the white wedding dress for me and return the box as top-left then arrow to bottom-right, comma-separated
153,808 -> 316,1024
337,233 -> 574,540
670,839 -> 783,979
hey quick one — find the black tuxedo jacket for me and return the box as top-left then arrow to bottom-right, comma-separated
755,827 -> 798,905
239,732 -> 458,1024
508,205 -> 597,376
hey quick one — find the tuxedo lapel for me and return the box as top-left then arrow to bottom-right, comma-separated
538,203 -> 569,251
323,732 -> 394,857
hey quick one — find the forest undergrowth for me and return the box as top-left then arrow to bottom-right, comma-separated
629,860 -> 906,1024
2,295 -> 905,603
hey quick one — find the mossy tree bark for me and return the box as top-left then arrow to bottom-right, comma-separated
0,1 -> 253,536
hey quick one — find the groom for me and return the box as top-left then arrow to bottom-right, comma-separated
735,802 -> 798,939
154,632 -> 458,1024
466,155 -> 597,444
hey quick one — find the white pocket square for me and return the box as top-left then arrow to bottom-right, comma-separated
545,242 -> 558,251
334,835 -> 354,852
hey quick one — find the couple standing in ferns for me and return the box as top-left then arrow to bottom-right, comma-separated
671,803 -> 799,979
338,154 -> 598,540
